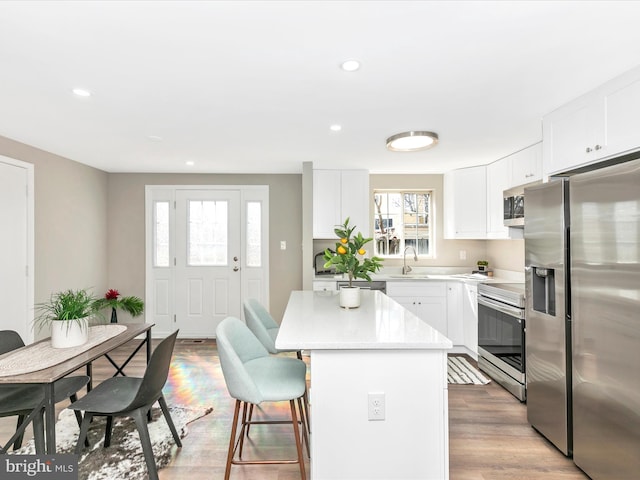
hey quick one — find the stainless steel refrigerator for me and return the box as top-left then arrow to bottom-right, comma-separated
525,179 -> 572,456
525,159 -> 640,478
569,159 -> 640,479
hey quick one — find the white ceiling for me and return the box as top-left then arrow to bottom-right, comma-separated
2,1 -> 640,175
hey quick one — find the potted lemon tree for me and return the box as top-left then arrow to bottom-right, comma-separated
324,217 -> 383,308
34,289 -> 101,348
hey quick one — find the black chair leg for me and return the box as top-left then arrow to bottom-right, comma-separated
131,409 -> 159,480
75,412 -> 94,455
158,395 -> 182,447
104,416 -> 113,447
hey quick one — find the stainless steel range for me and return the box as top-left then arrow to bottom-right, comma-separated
477,282 -> 526,401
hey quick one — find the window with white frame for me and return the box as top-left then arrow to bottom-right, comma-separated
373,190 -> 433,257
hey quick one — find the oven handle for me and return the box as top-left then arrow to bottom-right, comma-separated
478,295 -> 524,320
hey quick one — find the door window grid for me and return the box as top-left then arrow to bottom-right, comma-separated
188,200 -> 228,266
373,191 -> 433,257
154,201 -> 170,267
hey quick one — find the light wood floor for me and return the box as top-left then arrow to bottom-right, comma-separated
1,339 -> 589,480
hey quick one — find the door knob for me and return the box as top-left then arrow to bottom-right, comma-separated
233,267 -> 239,272
233,256 -> 238,262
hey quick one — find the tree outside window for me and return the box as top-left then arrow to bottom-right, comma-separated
373,191 -> 432,257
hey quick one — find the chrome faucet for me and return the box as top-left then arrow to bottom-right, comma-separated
402,246 -> 418,275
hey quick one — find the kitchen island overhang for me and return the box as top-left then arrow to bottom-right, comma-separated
277,290 -> 452,480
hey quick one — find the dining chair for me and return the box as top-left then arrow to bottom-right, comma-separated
0,330 -> 89,453
216,316 -> 308,480
67,330 -> 181,480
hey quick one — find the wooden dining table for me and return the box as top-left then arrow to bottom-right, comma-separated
0,322 -> 154,454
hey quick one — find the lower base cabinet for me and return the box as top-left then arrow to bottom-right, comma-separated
387,282 -> 448,336
387,280 -> 478,355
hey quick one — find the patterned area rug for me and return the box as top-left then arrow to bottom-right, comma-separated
448,356 -> 491,385
10,404 -> 213,480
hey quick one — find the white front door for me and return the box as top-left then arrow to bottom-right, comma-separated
145,185 -> 269,338
0,156 -> 34,343
174,189 -> 241,337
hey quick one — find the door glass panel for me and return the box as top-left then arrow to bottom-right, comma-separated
154,201 -> 170,267
246,201 -> 261,267
188,200 -> 228,266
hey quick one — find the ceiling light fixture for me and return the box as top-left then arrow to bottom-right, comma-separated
72,88 -> 91,97
330,124 -> 342,132
340,59 -> 361,72
386,131 -> 439,152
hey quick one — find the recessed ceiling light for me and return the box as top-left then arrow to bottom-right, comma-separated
340,59 -> 361,72
386,131 -> 439,152
72,88 -> 91,97
147,135 -> 163,142
330,124 -> 342,132
185,161 -> 195,166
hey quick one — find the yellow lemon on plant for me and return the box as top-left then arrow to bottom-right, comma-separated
340,238 -> 348,244
358,249 -> 366,255
337,245 -> 347,255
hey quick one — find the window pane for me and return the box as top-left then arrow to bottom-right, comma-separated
246,201 -> 261,267
188,200 -> 228,266
154,201 -> 170,267
373,190 -> 432,257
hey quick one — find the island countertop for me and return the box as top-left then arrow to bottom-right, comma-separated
276,289 -> 453,350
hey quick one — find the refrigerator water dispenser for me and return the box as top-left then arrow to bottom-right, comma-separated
532,267 -> 555,316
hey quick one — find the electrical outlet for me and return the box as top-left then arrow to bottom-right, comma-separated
368,392 -> 385,421
280,241 -> 287,250
459,249 -> 467,260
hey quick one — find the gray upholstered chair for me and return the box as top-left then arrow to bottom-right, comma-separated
0,330 -> 89,453
67,330 -> 181,480
216,316 -> 308,480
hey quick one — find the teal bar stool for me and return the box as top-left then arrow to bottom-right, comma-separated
243,299 -> 310,432
216,317 -> 308,480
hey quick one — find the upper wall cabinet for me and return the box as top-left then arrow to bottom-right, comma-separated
485,157 -> 511,239
543,65 -> 640,177
313,169 -> 369,239
510,142 -> 542,186
444,165 -> 487,239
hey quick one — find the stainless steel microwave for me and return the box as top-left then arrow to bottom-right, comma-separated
503,182 -> 540,227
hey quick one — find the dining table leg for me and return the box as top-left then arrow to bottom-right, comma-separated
43,383 -> 56,454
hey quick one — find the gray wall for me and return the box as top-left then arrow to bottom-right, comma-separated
107,173 -> 302,322
0,136 -> 108,315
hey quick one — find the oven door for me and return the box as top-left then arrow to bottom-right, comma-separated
477,295 -> 525,384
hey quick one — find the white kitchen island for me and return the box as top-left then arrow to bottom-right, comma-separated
277,290 -> 453,480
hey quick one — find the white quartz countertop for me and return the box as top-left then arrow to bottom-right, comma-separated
276,290 -> 453,350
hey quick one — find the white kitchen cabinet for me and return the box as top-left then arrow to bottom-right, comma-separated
510,142 -> 542,186
543,65 -> 640,177
485,157 -> 511,239
387,282 -> 448,336
313,169 -> 369,238
446,282 -> 464,345
462,283 -> 478,359
443,165 -> 487,239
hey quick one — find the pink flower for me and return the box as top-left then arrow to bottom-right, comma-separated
105,289 -> 120,300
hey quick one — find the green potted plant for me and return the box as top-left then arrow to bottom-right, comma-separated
477,260 -> 489,272
323,217 -> 383,308
34,288 -> 101,348
94,288 -> 144,323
